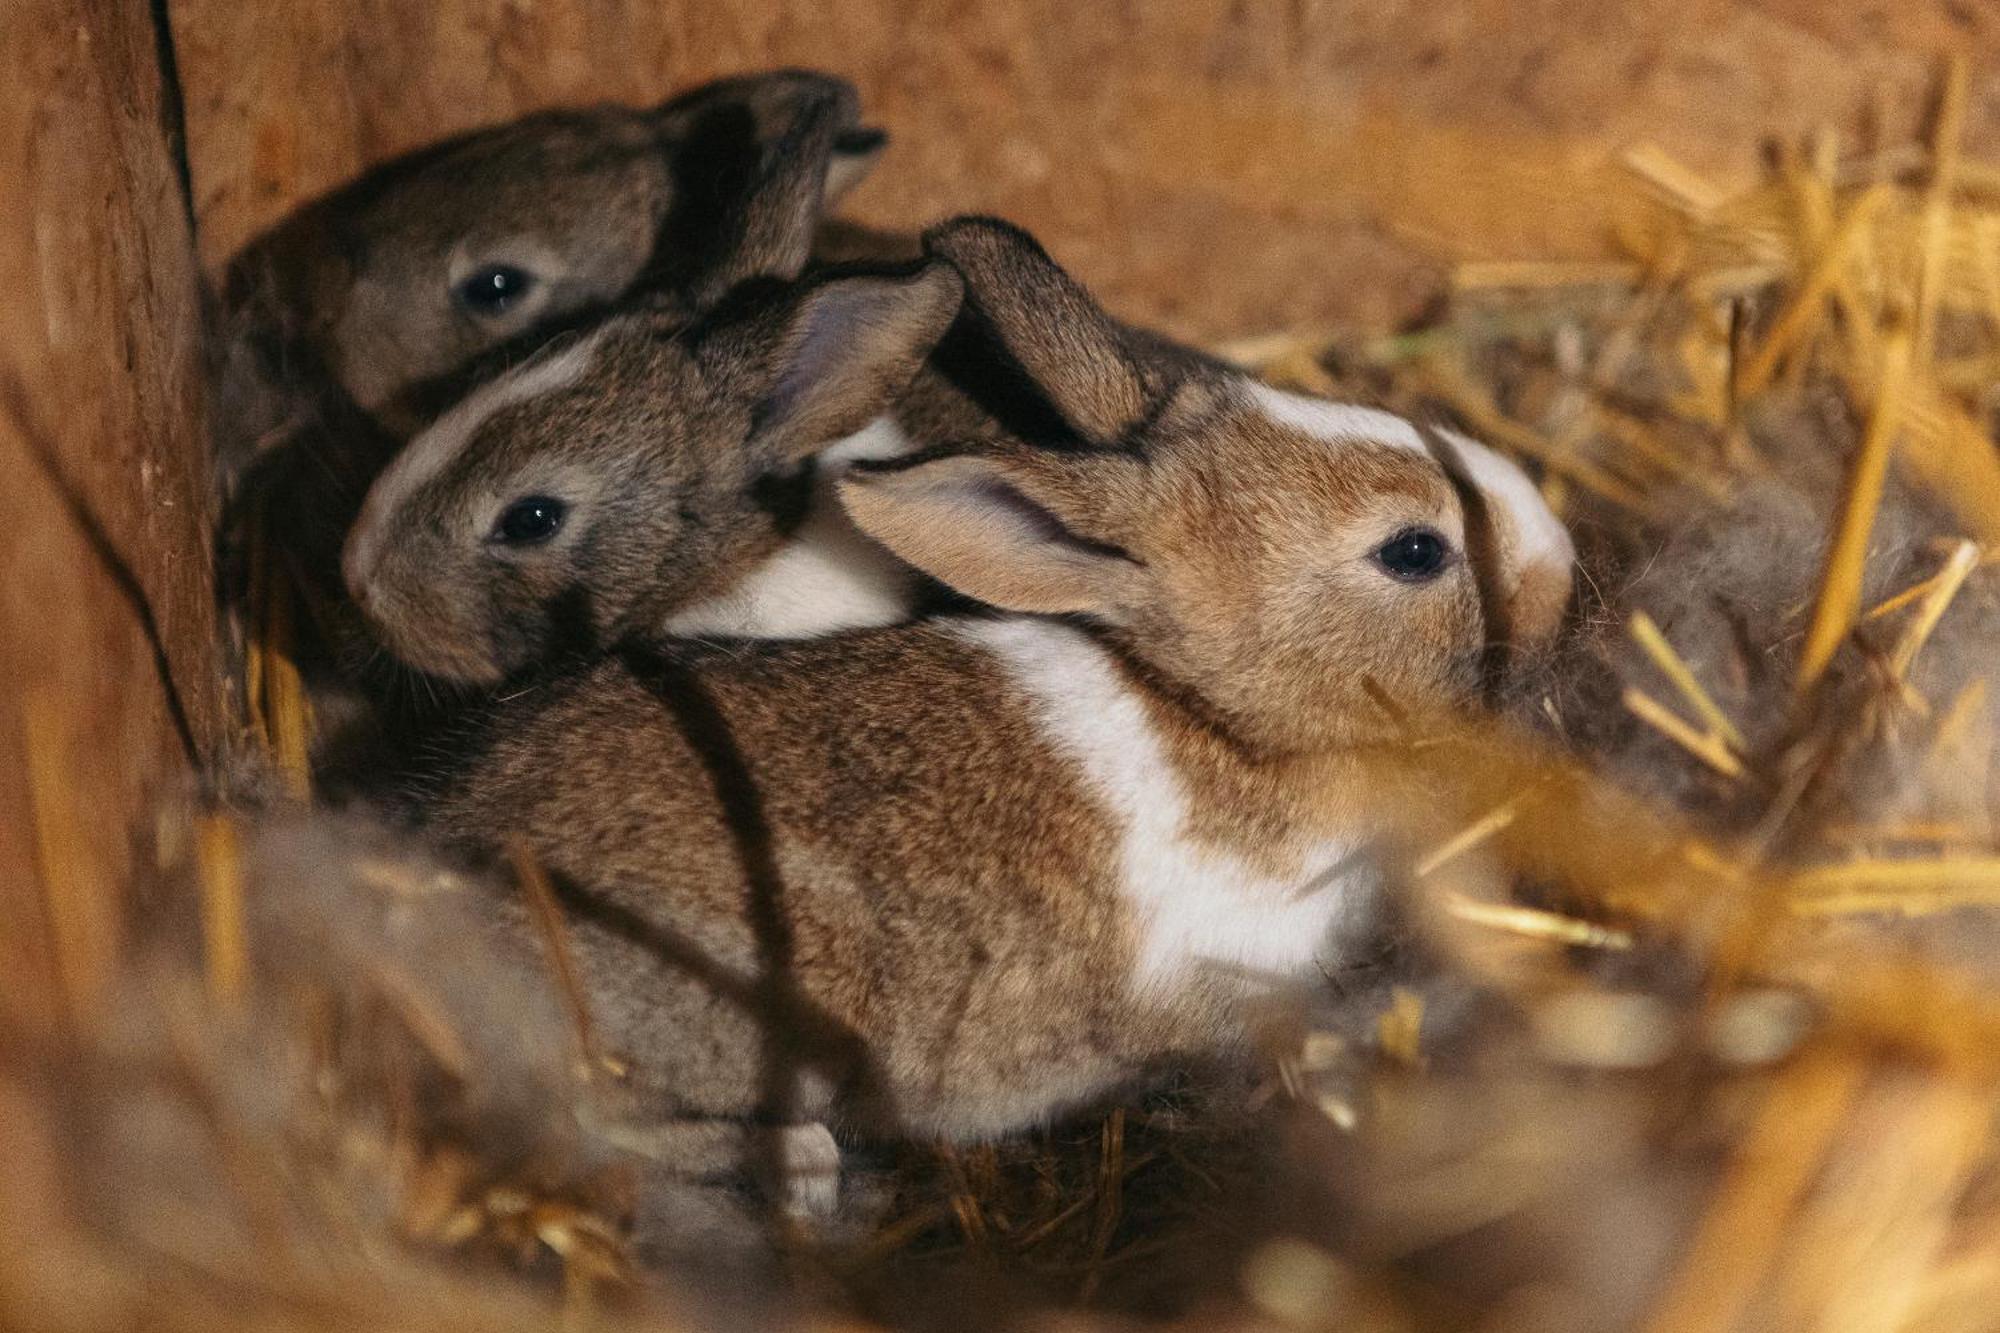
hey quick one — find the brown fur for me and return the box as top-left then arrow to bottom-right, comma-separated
425,628 -> 1209,1140
223,69 -> 882,433
217,72 -> 888,763
345,262 -> 964,682
410,220 -> 1570,1156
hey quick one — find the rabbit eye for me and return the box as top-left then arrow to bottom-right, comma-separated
455,264 -> 536,317
1374,527 -> 1449,581
492,496 -> 567,546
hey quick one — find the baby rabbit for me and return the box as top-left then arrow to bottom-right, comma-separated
341,259 -> 964,683
225,75 -> 883,768
407,220 -> 1575,1171
224,68 -> 886,437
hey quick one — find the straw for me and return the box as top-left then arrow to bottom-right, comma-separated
1912,55 -> 1969,368
1629,612 -> 1748,750
1796,326 -> 1913,695
1643,1051 -> 1863,1333
1736,186 -> 1891,398
1623,687 -> 1747,779
196,813 -> 249,1012
1889,538 -> 1981,680
505,839 -> 603,1076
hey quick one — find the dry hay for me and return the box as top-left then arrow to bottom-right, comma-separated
12,56 -> 2000,1333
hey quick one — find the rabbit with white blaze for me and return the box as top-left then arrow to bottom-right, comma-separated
342,261 -> 961,683
405,219 -> 1576,1190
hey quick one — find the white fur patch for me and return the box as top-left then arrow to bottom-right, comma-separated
1436,428 -> 1576,575
817,415 -> 919,467
1242,380 -> 1574,590
663,504 -> 917,639
344,329 -> 604,590
1244,380 -> 1427,454
663,417 -> 920,640
961,617 -> 1372,995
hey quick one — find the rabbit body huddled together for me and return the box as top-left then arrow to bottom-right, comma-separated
221,69 -> 1575,1228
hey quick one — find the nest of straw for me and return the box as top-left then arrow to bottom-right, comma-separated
13,57 -> 2000,1333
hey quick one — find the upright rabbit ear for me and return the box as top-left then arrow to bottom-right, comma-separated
658,69 -> 884,205
703,261 -> 964,464
651,76 -> 857,306
838,449 -> 1148,617
698,97 -> 846,305
922,217 -> 1148,447
655,69 -> 863,151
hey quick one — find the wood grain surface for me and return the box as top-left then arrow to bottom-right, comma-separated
2,1 -> 221,1022
171,0 -> 2000,340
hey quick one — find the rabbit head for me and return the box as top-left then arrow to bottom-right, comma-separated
341,261 -> 962,683
225,69 -> 885,434
840,219 -> 1577,752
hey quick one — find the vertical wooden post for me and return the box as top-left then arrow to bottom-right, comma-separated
0,1 -> 222,1026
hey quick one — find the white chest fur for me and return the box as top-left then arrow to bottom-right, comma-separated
663,417 -> 920,640
961,618 -> 1374,995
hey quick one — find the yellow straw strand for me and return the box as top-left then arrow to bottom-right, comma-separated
1644,1053 -> 1863,1333
1629,612 -> 1748,750
196,814 -> 249,1012
1913,55 -> 1969,368
1624,687 -> 1745,779
1891,539 -> 1980,680
1443,895 -> 1635,950
1738,186 -> 1891,398
1796,327 -> 1914,695
1414,803 -> 1520,878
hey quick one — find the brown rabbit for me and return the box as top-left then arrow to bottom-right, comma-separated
222,68 -> 886,438
337,216 -> 1227,682
405,219 -> 1575,1204
341,259 -> 964,683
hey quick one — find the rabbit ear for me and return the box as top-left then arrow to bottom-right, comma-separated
838,449 -> 1148,617
704,99 -> 844,305
654,69 -> 863,152
651,77 -> 859,305
922,217 -> 1148,447
701,261 -> 964,465
664,69 -> 884,204
824,125 -> 888,204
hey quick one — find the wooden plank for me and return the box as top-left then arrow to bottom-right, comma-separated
0,0 -> 222,1024
170,0 -> 2000,341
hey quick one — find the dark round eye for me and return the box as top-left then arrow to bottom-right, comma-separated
1375,527 -> 1450,581
492,496 -> 567,546
455,264 -> 535,316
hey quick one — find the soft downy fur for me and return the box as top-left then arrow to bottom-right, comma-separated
1534,387 -> 2000,998
399,218 -> 1576,1211
27,808 -> 883,1321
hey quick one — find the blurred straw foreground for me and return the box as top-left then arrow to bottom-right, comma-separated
15,51 -> 2000,1333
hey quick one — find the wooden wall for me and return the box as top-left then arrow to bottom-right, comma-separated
171,0 -> 2000,342
1,3 -> 222,1022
